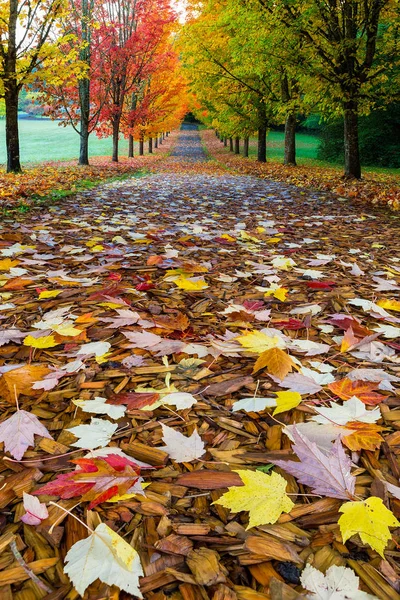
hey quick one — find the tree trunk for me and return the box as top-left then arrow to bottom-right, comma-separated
229,138 -> 233,151
344,100 -> 361,179
224,138 -> 227,147
128,135 -> 134,158
139,137 -> 144,155
5,85 -> 21,173
78,0 -> 91,166
79,128 -> 89,166
284,113 -> 296,166
4,0 -> 21,173
159,134 -> 163,145
243,137 -> 249,157
149,138 -> 153,153
234,137 -> 240,154
78,74 -> 90,165
154,136 -> 158,149
257,125 -> 267,162
112,119 -> 119,162
257,101 -> 268,163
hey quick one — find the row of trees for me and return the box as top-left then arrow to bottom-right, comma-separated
0,0 -> 188,172
180,0 -> 400,178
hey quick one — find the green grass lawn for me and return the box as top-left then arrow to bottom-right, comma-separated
245,130 -> 399,176
247,131 -> 319,162
0,117 -> 146,166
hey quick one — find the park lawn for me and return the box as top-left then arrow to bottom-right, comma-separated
0,117 -> 146,166
244,131 -> 400,177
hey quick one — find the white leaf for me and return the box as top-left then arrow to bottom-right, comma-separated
232,397 -> 277,412
73,397 -> 126,420
372,324 -> 400,338
289,339 -> 330,356
348,298 -> 400,322
101,309 -> 141,328
64,522 -> 143,597
301,368 -> 335,386
21,492 -> 49,525
296,268 -> 326,279
181,342 -> 210,358
67,418 -> 117,449
346,368 -> 400,383
284,422 -> 346,453
385,482 -> 400,500
161,392 -> 197,410
0,410 -> 52,460
279,373 -> 322,395
372,277 -> 400,292
311,396 -> 381,426
77,341 -> 111,357
290,304 -> 322,316
301,564 -> 377,599
159,424 -> 205,462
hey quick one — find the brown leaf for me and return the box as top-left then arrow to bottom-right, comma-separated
202,376 -> 253,397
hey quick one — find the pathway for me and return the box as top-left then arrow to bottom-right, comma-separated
0,125 -> 399,599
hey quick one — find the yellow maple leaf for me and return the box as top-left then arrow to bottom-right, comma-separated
213,469 -> 294,529
38,290 -> 62,299
339,496 -> 400,557
0,259 -> 20,271
90,245 -> 104,253
23,334 -> 58,349
220,234 -> 236,242
172,276 -> 208,291
53,324 -> 82,337
264,286 -> 288,302
240,231 -> 260,243
273,391 -> 302,415
377,299 -> 400,312
253,348 -> 295,379
236,330 -> 284,354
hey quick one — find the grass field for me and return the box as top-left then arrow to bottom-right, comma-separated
0,117 -> 146,166
247,131 -> 319,162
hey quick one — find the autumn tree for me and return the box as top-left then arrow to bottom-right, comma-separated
180,0 -> 304,163
254,0 -> 398,178
0,0 -> 70,172
95,0 -> 175,162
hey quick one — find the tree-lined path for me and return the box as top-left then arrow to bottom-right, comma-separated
1,126 -> 400,598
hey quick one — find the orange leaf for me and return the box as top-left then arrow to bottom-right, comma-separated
253,347 -> 295,379
340,327 -> 358,353
0,364 -> 51,402
328,379 -> 386,406
152,311 -> 190,331
342,422 -> 385,451
2,278 -> 33,290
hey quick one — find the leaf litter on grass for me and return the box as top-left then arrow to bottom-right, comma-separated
0,128 -> 399,598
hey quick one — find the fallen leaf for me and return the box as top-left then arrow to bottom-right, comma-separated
213,469 -> 294,529
273,391 -> 302,415
67,418 -> 117,449
64,522 -> 143,596
35,455 -> 141,508
0,409 -> 52,460
300,564 -> 377,599
253,347 -> 296,379
0,364 -> 50,401
73,396 -> 126,420
20,492 -> 49,525
339,496 -> 400,557
274,427 -> 356,499
328,379 -> 386,405
159,424 -> 205,462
